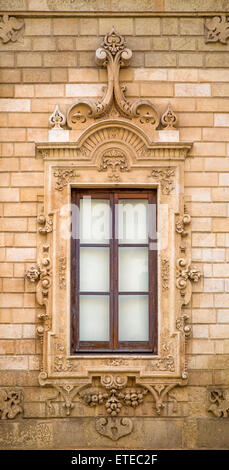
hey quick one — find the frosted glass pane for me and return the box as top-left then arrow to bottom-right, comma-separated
119,247 -> 148,292
118,199 -> 148,243
80,247 -> 109,292
80,198 -> 110,243
80,295 -> 109,341
119,295 -> 149,341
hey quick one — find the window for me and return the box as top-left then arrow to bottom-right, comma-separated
71,189 -> 157,353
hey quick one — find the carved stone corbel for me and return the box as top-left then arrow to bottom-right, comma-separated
176,258 -> 201,305
67,27 -> 160,128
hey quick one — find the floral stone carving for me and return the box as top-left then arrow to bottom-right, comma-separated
67,27 -> 160,127
149,168 -> 175,195
205,16 -> 229,43
25,245 -> 51,307
0,15 -> 24,44
99,149 -> 129,181
96,417 -> 133,441
37,213 -> 53,234
176,258 -> 201,305
0,389 -> 23,420
208,389 -> 229,418
54,168 -> 78,191
80,375 -> 147,417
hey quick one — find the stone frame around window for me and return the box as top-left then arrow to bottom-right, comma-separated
24,117 -> 201,420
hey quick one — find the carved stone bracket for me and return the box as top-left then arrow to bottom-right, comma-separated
205,15 -> 229,43
0,14 -> 24,44
0,389 -> 23,420
176,213 -> 191,238
25,245 -> 51,307
67,28 -> 160,128
176,258 -> 201,305
208,389 -> 229,418
143,383 -> 178,415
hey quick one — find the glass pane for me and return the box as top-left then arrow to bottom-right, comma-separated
80,198 -> 110,243
80,247 -> 109,292
119,247 -> 148,292
80,295 -> 109,341
118,295 -> 149,341
118,199 -> 148,243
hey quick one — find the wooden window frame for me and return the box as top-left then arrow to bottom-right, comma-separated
71,188 -> 157,354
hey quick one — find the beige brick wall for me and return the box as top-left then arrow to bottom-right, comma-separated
0,3 -> 229,449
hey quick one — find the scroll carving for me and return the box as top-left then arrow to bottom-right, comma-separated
0,389 -> 23,420
37,213 -> 53,234
208,389 -> 229,418
54,169 -> 78,191
205,15 -> 229,43
0,15 -> 24,44
144,383 -> 178,415
67,28 -> 160,128
149,168 -> 175,195
176,213 -> 191,238
96,417 -> 133,441
25,245 -> 51,307
176,258 -> 201,305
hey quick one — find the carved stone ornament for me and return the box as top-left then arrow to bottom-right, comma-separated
205,15 -> 229,43
176,213 -> 191,237
0,14 -> 24,44
34,26 -> 195,420
0,389 -> 23,420
99,148 -> 129,181
161,104 -> 178,130
96,417 -> 133,441
25,245 -> 51,306
149,168 -> 175,195
208,389 -> 229,418
67,28 -> 160,128
49,105 -> 66,129
161,257 -> 169,290
176,258 -> 201,305
54,168 -> 78,191
37,213 -> 53,234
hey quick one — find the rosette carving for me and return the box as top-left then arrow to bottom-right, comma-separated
67,28 -> 160,127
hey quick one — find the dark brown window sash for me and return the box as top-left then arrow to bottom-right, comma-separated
71,189 -> 157,354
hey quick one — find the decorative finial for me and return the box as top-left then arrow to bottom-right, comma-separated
102,26 -> 126,55
49,105 -> 66,129
161,103 -> 178,130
